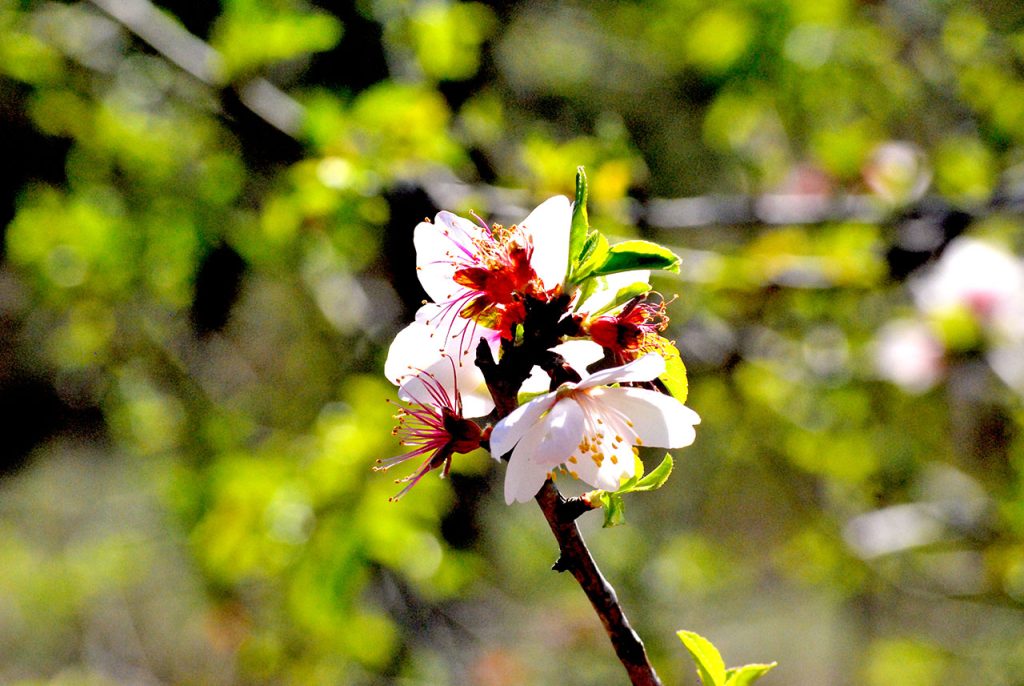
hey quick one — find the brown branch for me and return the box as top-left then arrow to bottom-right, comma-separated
476,321 -> 663,686
535,482 -> 663,686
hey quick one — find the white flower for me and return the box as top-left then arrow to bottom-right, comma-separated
490,353 -> 700,504
873,319 -> 944,393
413,195 -> 570,341
383,196 -> 572,412
384,305 -> 497,416
376,356 -> 485,500
912,237 -> 1024,338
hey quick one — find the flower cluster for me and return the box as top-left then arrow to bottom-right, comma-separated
379,170 -> 699,505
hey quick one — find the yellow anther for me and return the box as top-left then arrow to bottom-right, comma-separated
610,455 -> 618,465
568,455 -> 578,464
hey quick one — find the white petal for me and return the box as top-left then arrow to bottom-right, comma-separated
414,211 -> 484,304
527,399 -> 585,468
397,355 -> 494,419
413,302 -> 502,365
384,317 -> 446,385
576,270 -> 651,315
489,392 -> 556,459
518,365 -> 551,396
504,428 -> 551,503
570,428 -> 636,491
579,352 -> 666,389
551,340 -> 606,376
597,386 -> 700,448
520,196 -> 571,290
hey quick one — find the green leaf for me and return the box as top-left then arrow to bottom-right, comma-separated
591,454 -> 672,527
566,167 -> 590,282
631,454 -> 673,492
592,240 -> 681,276
574,274 -> 600,313
597,491 -> 626,527
572,231 -> 609,284
617,454 -> 644,492
651,337 -> 688,403
678,631 -> 728,686
724,663 -> 778,686
588,280 -> 652,316
517,389 -> 547,405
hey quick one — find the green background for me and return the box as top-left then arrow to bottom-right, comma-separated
2,0 -> 1024,684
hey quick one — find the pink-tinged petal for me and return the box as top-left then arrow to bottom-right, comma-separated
570,429 -> 636,491
489,392 -> 557,459
413,212 -> 484,304
409,302 -> 502,367
527,399 -> 585,468
453,370 -> 495,419
504,428 -> 552,503
398,355 -> 494,419
578,352 -> 666,389
520,195 -> 571,290
597,386 -> 700,448
384,318 -> 445,385
551,340 -> 605,376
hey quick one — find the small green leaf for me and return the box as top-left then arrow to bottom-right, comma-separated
572,231 -> 610,284
598,491 -> 627,527
517,389 -> 547,405
574,274 -> 599,313
652,337 -> 688,403
566,167 -> 590,282
616,454 -> 645,493
678,631 -> 728,686
592,240 -> 681,276
589,280 -> 652,317
631,454 -> 673,492
724,663 -> 778,686
591,455 -> 672,527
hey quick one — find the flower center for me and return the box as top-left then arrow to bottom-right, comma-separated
451,224 -> 546,337
588,297 -> 669,356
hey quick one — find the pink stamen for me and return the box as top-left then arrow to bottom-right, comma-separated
377,357 -> 480,500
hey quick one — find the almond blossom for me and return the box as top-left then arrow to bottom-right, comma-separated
490,353 -> 700,504
376,357 -> 485,501
383,196 -> 572,411
414,196 -> 571,341
586,294 -> 670,365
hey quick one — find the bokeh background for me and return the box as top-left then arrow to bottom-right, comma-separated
3,0 -> 1024,684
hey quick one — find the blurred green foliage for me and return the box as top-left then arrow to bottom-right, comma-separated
2,0 -> 1024,684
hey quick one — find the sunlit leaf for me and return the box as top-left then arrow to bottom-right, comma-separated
592,240 -> 681,276
630,454 -> 673,492
568,166 -> 590,276
649,337 -> 688,403
724,662 -> 778,685
678,630 -> 728,686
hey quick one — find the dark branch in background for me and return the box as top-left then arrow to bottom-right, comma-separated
88,0 -> 303,137
83,0 -> 1024,241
